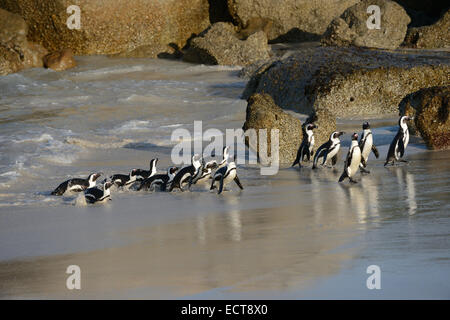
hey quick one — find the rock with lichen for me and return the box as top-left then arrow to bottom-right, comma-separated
242,93 -> 303,165
183,22 -> 271,66
403,9 -> 450,49
321,0 -> 411,50
0,8 -> 47,75
243,46 -> 450,118
0,0 -> 210,57
399,86 -> 450,150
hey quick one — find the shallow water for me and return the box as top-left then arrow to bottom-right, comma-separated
0,57 -> 449,299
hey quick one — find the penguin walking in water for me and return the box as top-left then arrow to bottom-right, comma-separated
168,154 -> 202,192
312,131 -> 344,169
189,146 -> 230,188
132,158 -> 158,181
385,116 -> 413,166
137,167 -> 179,191
85,181 -> 113,204
109,168 -> 141,188
339,133 -> 362,183
51,172 -> 102,196
359,122 -> 379,173
210,156 -> 244,194
292,123 -> 318,168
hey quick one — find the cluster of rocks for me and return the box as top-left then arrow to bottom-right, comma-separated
1,0 -> 449,156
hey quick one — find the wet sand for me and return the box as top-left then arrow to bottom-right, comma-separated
0,149 -> 449,299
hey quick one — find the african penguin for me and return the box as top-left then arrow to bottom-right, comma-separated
339,133 -> 362,183
137,167 -> 179,191
133,158 -> 158,180
312,131 -> 344,169
210,156 -> 243,194
168,154 -> 202,192
385,116 -> 413,166
109,169 -> 141,188
51,172 -> 102,196
85,181 -> 113,204
358,122 -> 379,173
292,123 -> 318,168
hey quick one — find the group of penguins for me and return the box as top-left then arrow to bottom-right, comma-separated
50,146 -> 244,203
50,115 -> 413,204
292,115 -> 414,183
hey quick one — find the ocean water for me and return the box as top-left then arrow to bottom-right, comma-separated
0,56 -> 449,299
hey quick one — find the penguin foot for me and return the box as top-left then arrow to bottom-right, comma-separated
360,168 -> 371,174
349,178 -> 358,183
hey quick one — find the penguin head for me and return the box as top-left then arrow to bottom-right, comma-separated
130,168 -> 141,179
104,181 -> 114,190
331,131 -> 344,140
223,146 -> 230,160
167,167 -> 178,178
192,154 -> 201,169
399,115 -> 413,126
149,158 -> 158,169
351,132 -> 358,141
306,123 -> 318,131
362,122 -> 370,130
89,172 -> 103,183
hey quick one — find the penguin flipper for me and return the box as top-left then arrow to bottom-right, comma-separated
51,180 -> 69,196
331,154 -> 338,166
372,145 -> 379,158
234,176 -> 244,190
360,157 -> 367,168
292,147 -> 302,167
218,177 -> 224,194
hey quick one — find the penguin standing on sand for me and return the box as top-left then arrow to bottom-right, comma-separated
85,181 -> 113,204
312,131 -> 344,169
339,133 -> 362,183
168,154 -> 202,192
210,155 -> 244,194
359,122 -> 379,173
292,123 -> 318,168
51,172 -> 102,196
137,167 -> 179,191
385,116 -> 413,166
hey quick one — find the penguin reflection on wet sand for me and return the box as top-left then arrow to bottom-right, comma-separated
385,116 -> 413,166
359,122 -> 379,173
339,133 -> 362,183
292,123 -> 318,168
210,156 -> 244,194
85,181 -> 113,204
51,172 -> 102,196
312,131 -> 344,169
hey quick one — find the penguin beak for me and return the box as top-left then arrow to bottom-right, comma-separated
407,116 -> 414,121
94,173 -> 102,180
338,131 -> 345,137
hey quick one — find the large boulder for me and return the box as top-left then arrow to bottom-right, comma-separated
321,0 -> 411,50
399,86 -> 450,150
243,46 -> 450,118
403,10 -> 450,49
0,0 -> 210,57
227,0 -> 359,42
242,93 -> 303,165
0,8 -> 47,75
183,22 -> 271,66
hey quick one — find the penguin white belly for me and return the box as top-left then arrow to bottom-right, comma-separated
348,148 -> 361,177
223,169 -> 236,185
403,129 -> 409,150
362,135 -> 372,161
325,144 -> 340,164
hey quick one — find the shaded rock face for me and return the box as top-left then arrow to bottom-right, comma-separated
0,0 -> 210,57
43,48 -> 76,71
183,22 -> 271,66
399,86 -> 450,150
403,10 -> 450,49
0,8 -> 47,75
321,0 -> 411,50
227,0 -> 359,42
242,93 -> 303,165
243,46 -> 450,118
